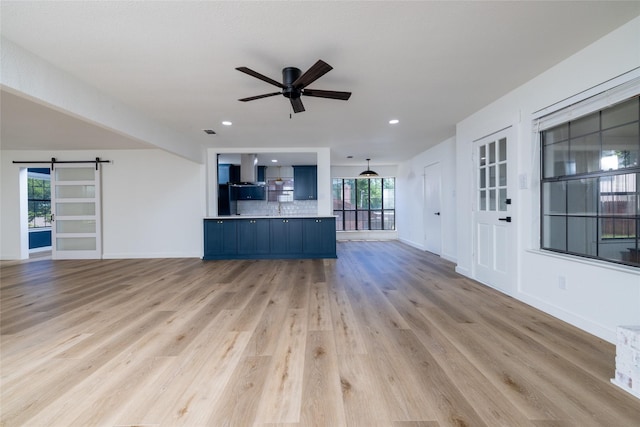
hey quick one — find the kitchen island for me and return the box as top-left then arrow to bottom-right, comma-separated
203,216 -> 336,260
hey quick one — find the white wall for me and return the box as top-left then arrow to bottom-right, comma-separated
454,16 -> 640,342
397,137 -> 456,262
0,149 -> 205,260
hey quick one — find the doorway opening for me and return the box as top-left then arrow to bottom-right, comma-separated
27,168 -> 52,259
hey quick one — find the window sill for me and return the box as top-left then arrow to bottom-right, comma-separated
526,248 -> 640,274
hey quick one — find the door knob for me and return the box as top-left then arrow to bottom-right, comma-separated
498,217 -> 512,223
434,212 -> 440,216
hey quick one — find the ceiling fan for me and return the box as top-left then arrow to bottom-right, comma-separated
235,59 -> 351,113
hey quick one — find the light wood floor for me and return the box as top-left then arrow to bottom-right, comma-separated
1,241 -> 639,426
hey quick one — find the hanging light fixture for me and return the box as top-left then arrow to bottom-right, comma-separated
359,158 -> 378,177
275,166 -> 284,186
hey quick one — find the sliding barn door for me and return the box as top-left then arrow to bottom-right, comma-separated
51,164 -> 102,259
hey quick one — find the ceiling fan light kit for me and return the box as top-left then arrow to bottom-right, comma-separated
236,59 -> 351,113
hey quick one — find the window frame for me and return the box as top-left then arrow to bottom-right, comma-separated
539,96 -> 639,267
27,169 -> 52,229
332,177 -> 396,232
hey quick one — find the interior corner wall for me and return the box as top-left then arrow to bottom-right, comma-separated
0,153 -> 29,259
0,149 -> 205,260
454,16 -> 640,342
396,137 -> 456,262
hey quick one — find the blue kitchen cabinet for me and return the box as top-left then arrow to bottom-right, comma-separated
303,217 -> 336,257
204,216 -> 336,260
218,164 -> 240,184
236,185 -> 266,200
237,219 -> 270,255
204,219 -> 237,259
270,218 -> 303,255
293,166 -> 317,200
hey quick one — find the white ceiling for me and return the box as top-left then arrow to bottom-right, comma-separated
1,1 -> 639,166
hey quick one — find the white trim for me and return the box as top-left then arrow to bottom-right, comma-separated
103,252 -> 202,259
526,249 -> 640,275
337,230 -> 398,241
472,125 -> 512,143
516,288 -> 617,343
533,69 -> 640,131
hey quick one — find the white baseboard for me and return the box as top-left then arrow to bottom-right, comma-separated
102,252 -> 202,259
398,237 -> 425,251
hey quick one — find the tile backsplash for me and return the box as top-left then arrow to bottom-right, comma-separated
237,200 -> 318,216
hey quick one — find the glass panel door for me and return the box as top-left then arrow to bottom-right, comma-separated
474,128 -> 515,293
478,137 -> 508,212
51,165 -> 101,259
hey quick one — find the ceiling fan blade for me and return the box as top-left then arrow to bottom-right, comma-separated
292,60 -> 333,89
303,89 -> 352,101
290,97 -> 305,113
238,92 -> 282,102
236,67 -> 284,88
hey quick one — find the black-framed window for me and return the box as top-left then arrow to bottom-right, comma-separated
28,168 -> 52,229
540,96 -> 639,267
332,178 -> 395,231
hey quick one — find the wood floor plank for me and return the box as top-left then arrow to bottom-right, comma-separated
206,355 -> 272,426
299,331 -> 347,426
2,241 -> 639,426
419,306 -> 574,422
308,281 -> 333,331
326,274 -> 368,355
337,353 -> 394,427
243,275 -> 295,357
159,331 -> 251,426
255,308 -> 308,424
1,310 -> 175,426
384,290 -> 535,426
118,309 -> 239,425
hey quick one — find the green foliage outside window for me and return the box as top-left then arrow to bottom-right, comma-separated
28,175 -> 52,228
333,177 -> 395,231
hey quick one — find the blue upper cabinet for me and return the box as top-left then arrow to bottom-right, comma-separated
257,165 -> 266,182
293,165 -> 317,200
235,185 -> 266,200
218,164 -> 240,184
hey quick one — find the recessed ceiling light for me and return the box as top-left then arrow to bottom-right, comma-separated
222,121 -> 232,126
389,119 -> 399,124
203,129 -> 216,135
271,159 -> 278,163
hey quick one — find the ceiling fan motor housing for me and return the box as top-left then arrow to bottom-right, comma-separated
282,67 -> 302,98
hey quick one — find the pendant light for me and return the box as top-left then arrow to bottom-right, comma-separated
275,166 -> 284,186
359,158 -> 378,177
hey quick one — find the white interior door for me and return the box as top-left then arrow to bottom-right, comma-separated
474,128 -> 515,292
51,164 -> 102,259
424,163 -> 442,255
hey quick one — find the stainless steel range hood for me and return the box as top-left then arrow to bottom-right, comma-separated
240,154 -> 257,183
229,154 -> 264,186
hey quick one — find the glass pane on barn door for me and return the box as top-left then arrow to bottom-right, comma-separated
51,165 -> 101,259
